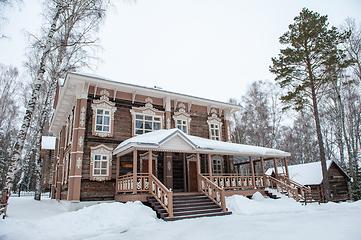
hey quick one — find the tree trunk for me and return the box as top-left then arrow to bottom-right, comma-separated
4,2 -> 63,194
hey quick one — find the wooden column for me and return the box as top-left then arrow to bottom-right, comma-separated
273,157 -> 279,178
260,157 -> 265,177
164,97 -> 171,130
249,156 -> 255,188
165,152 -> 173,189
283,157 -> 289,179
133,150 -> 137,194
224,108 -> 232,143
56,126 -> 66,200
148,150 -> 153,176
67,83 -> 88,202
196,153 -> 201,192
183,153 -> 186,192
116,156 -> 120,194
207,154 -> 213,182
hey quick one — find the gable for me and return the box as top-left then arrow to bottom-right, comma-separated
158,134 -> 196,151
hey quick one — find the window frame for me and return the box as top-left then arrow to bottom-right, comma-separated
91,94 -> 117,138
134,113 -> 162,135
90,145 -> 113,181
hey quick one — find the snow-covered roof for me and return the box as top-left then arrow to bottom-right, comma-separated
265,160 -> 349,185
113,129 -> 291,158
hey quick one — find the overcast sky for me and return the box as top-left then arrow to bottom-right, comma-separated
1,0 -> 360,102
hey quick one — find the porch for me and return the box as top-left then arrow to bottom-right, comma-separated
113,129 -> 309,220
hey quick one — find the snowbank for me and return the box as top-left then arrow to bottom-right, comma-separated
0,197 -> 157,240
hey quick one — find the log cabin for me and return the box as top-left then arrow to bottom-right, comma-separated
266,160 -> 351,203
49,72 -> 308,220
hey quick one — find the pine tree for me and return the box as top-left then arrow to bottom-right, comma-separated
270,8 -> 352,202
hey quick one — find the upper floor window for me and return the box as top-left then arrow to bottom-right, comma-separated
130,97 -> 164,136
210,123 -> 220,140
91,90 -> 117,138
135,114 -> 162,134
96,109 -> 110,132
173,103 -> 191,134
207,108 -> 223,141
176,119 -> 188,133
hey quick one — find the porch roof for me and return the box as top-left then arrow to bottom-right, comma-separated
113,129 -> 291,158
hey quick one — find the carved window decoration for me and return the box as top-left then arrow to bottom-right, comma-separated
90,145 -> 113,181
130,97 -> 164,136
173,103 -> 191,134
207,108 -> 223,141
212,155 -> 223,174
91,89 -> 117,137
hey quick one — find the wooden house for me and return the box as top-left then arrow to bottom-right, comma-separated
49,72 -> 307,220
266,160 -> 351,203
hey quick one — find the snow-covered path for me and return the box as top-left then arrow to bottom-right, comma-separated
1,194 -> 360,240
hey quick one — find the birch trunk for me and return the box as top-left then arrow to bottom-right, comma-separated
4,1 -> 62,193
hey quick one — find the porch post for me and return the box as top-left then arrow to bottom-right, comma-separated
196,153 -> 201,192
148,150 -> 153,176
207,154 -> 213,182
249,156 -> 255,188
273,157 -> 279,178
260,157 -> 265,176
283,157 -> 289,179
133,150 -> 137,194
183,153 -> 186,192
56,126 -> 66,200
51,137 -> 59,199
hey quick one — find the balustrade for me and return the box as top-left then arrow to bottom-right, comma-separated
116,173 -> 150,193
199,174 -> 227,212
204,174 -> 265,190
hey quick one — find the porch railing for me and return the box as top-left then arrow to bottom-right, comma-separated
149,174 -> 173,218
277,175 -> 310,201
264,175 -> 301,202
116,173 -> 173,218
199,174 -> 227,212
203,174 -> 265,190
116,173 -> 150,193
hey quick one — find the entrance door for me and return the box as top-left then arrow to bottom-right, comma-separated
142,159 -> 156,176
188,160 -> 198,192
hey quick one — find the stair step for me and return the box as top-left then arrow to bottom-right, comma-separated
163,211 -> 232,221
148,193 -> 232,221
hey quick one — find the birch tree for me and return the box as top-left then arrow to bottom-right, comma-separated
270,8 -> 352,202
5,0 -> 108,198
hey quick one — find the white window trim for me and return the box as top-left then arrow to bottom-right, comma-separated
91,92 -> 117,138
130,97 -> 164,136
173,103 -> 191,134
207,109 -> 223,141
90,145 -> 113,181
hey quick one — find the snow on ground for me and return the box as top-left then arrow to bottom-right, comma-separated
1,193 -> 361,240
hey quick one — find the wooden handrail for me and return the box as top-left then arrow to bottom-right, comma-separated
203,174 -> 265,190
277,175 -> 311,201
199,174 -> 227,212
149,174 -> 173,218
116,173 -> 150,193
265,175 -> 300,202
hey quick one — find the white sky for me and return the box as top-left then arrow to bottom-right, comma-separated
1,0 -> 360,102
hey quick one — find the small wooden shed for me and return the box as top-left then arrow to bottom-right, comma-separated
266,160 -> 351,203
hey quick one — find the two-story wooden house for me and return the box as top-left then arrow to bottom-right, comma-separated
49,72 -> 305,220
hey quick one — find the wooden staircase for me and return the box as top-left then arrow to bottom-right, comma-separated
264,189 -> 281,199
148,193 -> 232,221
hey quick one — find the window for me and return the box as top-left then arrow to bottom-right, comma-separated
176,119 -> 188,134
95,109 -> 110,132
210,123 -> 220,140
90,145 -> 113,181
212,155 -> 223,174
207,108 -> 222,141
93,154 -> 108,176
91,91 -> 117,138
135,114 -> 162,135
173,103 -> 191,134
